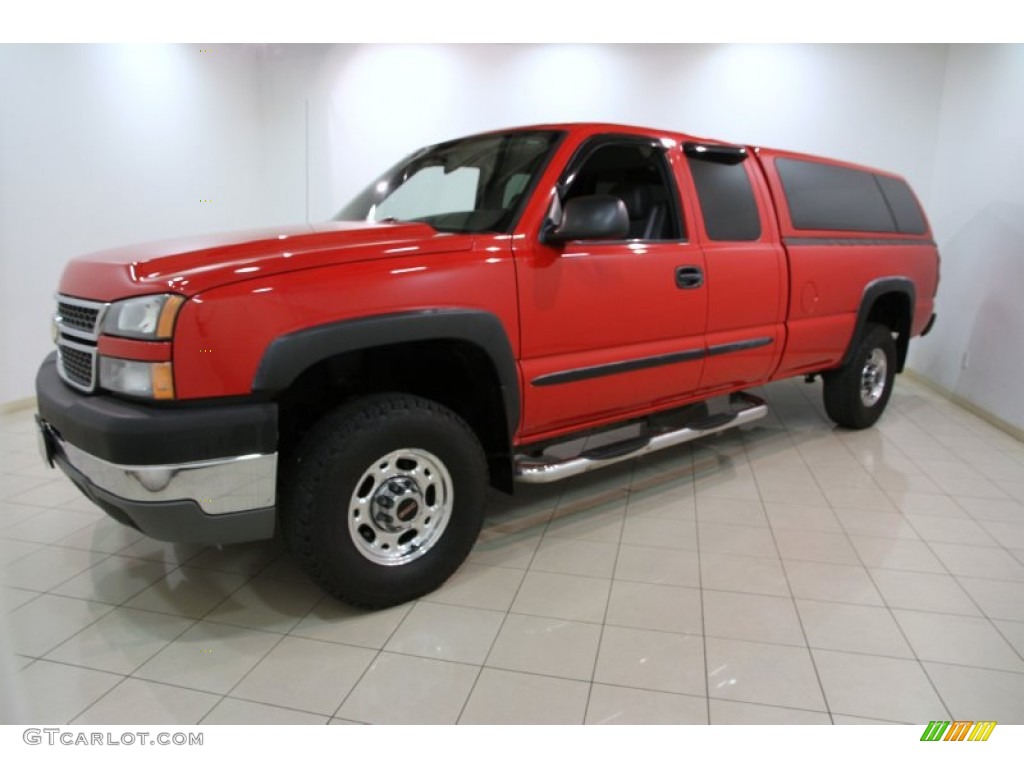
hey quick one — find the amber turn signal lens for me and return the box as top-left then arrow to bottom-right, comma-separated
151,362 -> 175,400
156,295 -> 185,339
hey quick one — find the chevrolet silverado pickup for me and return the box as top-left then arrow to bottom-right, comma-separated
35,123 -> 939,606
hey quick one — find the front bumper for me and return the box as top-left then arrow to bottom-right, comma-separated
35,354 -> 278,544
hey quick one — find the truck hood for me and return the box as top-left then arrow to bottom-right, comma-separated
58,221 -> 474,301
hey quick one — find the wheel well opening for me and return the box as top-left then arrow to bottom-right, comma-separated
275,340 -> 513,492
866,292 -> 912,371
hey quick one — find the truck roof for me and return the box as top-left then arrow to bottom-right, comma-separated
470,122 -> 906,181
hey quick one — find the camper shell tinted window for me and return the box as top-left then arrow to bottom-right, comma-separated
776,158 -> 926,235
875,174 -> 928,234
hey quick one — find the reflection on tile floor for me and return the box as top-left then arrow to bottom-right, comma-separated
2,377 -> 1023,725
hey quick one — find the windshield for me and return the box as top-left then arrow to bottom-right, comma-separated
335,130 -> 563,234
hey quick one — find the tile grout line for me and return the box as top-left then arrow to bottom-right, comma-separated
894,504 -> 1024,667
433,491 -> 557,724
744,417 -> 836,725
206,562 -> 331,724
307,597 -> 411,723
800,406 -> 963,721
872,488 -> 1024,670
689,441 -> 715,725
226,629 -> 1024,678
579,457 -> 637,725
829,492 -> 960,721
63,552 -> 276,723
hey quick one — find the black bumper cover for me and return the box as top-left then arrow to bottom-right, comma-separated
36,353 -> 277,465
35,354 -> 278,544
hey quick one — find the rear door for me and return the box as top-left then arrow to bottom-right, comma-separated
681,143 -> 787,395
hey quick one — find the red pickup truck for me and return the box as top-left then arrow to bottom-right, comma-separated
35,123 -> 939,607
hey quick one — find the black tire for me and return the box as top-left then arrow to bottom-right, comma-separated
283,393 -> 487,608
822,322 -> 897,429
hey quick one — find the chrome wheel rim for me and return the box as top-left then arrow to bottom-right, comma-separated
860,348 -> 888,407
347,448 -> 453,566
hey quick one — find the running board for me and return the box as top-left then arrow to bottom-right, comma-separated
515,392 -> 768,484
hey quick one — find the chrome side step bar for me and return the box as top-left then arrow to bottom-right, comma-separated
514,392 -> 767,484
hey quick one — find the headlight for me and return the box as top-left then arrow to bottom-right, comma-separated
102,294 -> 184,340
99,358 -> 175,399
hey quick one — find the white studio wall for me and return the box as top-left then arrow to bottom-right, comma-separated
257,44 -> 947,224
908,44 -> 1024,432
1,43 -> 1021,434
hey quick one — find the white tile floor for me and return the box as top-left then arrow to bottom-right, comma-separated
1,376 -> 1023,725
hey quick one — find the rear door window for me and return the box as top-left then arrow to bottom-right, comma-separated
687,157 -> 762,241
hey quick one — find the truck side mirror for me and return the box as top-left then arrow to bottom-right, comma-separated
544,195 -> 629,244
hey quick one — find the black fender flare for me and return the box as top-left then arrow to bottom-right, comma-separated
251,309 -> 520,435
840,277 -> 916,371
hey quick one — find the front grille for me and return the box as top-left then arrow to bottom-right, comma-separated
54,295 -> 106,393
57,301 -> 100,335
56,339 -> 96,393
55,295 -> 106,341
57,341 -> 96,391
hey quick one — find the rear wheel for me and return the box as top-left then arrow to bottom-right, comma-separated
283,393 -> 487,608
823,323 -> 897,429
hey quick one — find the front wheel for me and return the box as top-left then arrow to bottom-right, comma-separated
283,393 -> 487,608
822,322 -> 897,429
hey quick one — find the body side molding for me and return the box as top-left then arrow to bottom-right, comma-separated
532,336 -> 775,387
785,237 -> 936,247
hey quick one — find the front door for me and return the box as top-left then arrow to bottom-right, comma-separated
515,135 -> 708,442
